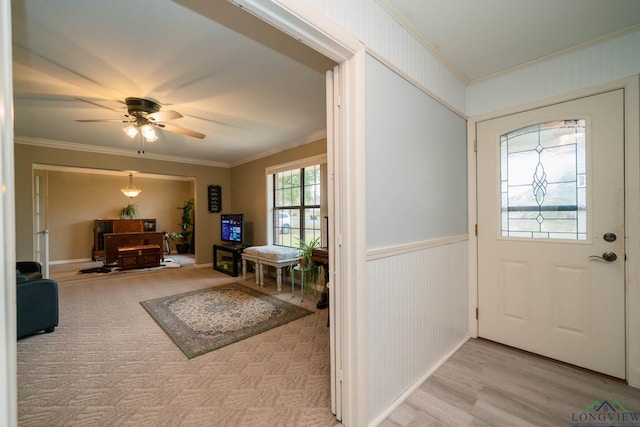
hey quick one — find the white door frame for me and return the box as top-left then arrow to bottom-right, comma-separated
230,1 -> 367,425
0,0 -> 17,425
468,75 -> 640,386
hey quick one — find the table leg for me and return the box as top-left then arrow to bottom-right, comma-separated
259,263 -> 264,287
242,259 -> 247,280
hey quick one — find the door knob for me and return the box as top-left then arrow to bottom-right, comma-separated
589,252 -> 618,262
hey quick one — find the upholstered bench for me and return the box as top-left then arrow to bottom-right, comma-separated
242,245 -> 299,292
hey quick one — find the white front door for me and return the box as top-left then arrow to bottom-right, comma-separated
477,90 -> 625,378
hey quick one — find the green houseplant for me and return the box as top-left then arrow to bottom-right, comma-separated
118,203 -> 137,219
175,198 -> 194,254
297,236 -> 321,291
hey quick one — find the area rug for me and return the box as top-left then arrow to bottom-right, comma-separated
140,283 -> 313,358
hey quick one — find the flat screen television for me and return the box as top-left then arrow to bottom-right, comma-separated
221,213 -> 244,245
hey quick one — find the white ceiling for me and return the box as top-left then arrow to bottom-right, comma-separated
12,0 -> 335,166
12,1 -> 640,166
379,0 -> 640,83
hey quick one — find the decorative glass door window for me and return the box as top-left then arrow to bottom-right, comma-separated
500,119 -> 586,240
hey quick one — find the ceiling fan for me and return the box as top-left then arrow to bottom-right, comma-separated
75,97 -> 206,140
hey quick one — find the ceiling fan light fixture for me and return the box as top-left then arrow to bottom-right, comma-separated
121,172 -> 142,198
140,124 -> 158,142
123,124 -> 138,138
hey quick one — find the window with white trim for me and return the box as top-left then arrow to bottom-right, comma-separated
270,164 -> 322,248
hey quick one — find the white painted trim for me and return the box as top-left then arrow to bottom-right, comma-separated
375,0 -> 469,85
364,48 -> 466,119
265,153 -> 328,175
49,258 -> 92,265
468,75 -> 640,387
230,129 -> 327,168
15,136 -> 230,168
230,0 -> 364,63
230,2 -> 364,424
32,164 -> 195,181
469,25 -> 640,86
366,234 -> 468,261
468,120 -> 479,338
194,263 -> 213,269
341,49 -> 368,427
0,0 -> 17,424
327,65 -> 342,418
18,131 -> 331,171
624,76 -> 640,387
367,336 -> 470,427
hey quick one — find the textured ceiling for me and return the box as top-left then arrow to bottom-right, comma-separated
12,0 -> 336,166
13,0 -> 640,167
378,0 -> 640,82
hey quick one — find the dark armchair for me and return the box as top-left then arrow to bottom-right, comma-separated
16,261 -> 43,283
16,262 -> 59,339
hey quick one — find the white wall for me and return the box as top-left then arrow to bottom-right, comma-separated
365,55 -> 467,249
468,29 -> 640,116
299,0 -> 467,114
364,53 -> 469,424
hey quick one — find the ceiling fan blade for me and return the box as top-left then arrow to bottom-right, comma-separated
75,119 -> 128,123
75,98 -> 125,115
148,110 -> 183,122
159,123 -> 205,139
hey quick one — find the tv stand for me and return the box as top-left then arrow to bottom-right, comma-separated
213,244 -> 246,277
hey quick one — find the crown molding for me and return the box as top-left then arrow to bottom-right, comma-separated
468,25 -> 640,85
14,136 -> 231,168
229,128 -> 327,168
31,163 -> 195,181
375,0 -> 470,85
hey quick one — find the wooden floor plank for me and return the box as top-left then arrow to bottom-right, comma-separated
385,338 -> 640,426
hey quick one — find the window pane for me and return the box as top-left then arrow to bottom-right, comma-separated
304,207 -> 321,243
501,120 -> 586,240
272,164 -> 321,248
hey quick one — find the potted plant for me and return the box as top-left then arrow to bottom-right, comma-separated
170,231 -> 190,254
118,203 -> 137,219
174,198 -> 194,254
297,237 -> 321,291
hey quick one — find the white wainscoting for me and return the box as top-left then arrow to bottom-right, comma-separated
365,238 -> 469,424
298,0 -> 467,114
468,29 -> 640,116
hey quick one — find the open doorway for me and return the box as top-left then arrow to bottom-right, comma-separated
31,165 -> 195,271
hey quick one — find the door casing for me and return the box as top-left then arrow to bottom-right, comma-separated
468,75 -> 640,387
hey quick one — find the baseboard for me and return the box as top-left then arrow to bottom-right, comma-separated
368,335 -> 470,427
194,263 -> 213,269
49,258 -> 93,265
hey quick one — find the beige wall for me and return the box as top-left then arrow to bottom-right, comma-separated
46,170 -> 192,261
230,139 -> 327,246
15,143 -> 230,265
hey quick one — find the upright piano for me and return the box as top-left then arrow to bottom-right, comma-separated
311,247 -> 329,312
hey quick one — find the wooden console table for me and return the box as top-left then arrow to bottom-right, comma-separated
104,232 -> 164,265
117,245 -> 162,270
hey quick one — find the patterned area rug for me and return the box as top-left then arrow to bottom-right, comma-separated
140,283 -> 313,358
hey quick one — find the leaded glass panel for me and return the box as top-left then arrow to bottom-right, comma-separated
500,120 -> 586,240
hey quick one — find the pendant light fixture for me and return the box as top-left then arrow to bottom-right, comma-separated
121,172 -> 142,198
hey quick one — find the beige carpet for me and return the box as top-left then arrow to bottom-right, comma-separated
17,258 -> 337,426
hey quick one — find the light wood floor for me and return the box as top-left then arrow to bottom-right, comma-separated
382,338 -> 640,427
